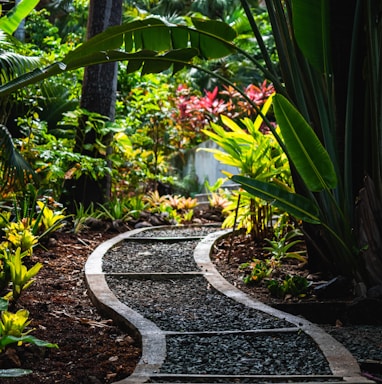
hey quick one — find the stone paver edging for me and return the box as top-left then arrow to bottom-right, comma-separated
85,227 -> 374,384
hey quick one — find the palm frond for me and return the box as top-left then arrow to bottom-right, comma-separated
0,125 -> 36,192
0,30 -> 41,85
0,51 -> 41,85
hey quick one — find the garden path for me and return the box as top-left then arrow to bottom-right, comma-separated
85,226 -> 372,384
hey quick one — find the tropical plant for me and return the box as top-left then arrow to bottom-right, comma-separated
0,0 -> 46,192
0,306 -> 57,350
227,0 -> 382,289
72,202 -> 96,234
3,221 -> 38,254
263,220 -> 306,263
200,100 -> 291,239
267,275 -> 310,299
2,3 -> 380,287
239,257 -> 273,284
2,247 -> 42,300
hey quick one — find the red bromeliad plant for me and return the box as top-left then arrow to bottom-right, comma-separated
171,81 -> 275,148
221,80 -> 275,121
172,84 -> 227,147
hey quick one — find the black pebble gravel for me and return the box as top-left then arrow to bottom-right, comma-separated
322,324 -> 382,362
103,240 -> 200,273
160,333 -> 332,375
106,275 -> 294,331
129,225 -> 222,238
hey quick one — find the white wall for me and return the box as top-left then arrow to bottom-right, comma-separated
182,140 -> 239,190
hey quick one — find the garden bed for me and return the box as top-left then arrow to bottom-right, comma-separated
1,224 -> 382,383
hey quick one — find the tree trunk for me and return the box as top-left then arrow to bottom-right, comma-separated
62,0 -> 122,211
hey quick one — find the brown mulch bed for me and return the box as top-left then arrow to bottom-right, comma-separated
0,229 -> 141,384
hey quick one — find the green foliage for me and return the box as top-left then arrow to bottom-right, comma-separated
2,221 -> 38,254
72,202 -> 99,234
267,275 -> 310,299
1,185 -> 68,239
116,74 -> 180,184
263,221 -> 306,263
142,191 -> 198,224
96,197 -> 146,222
240,258 -> 273,285
0,199 -> 57,375
0,0 -> 39,35
24,9 -> 60,50
201,99 -> 291,238
0,125 -> 36,193
0,305 -> 57,352
36,201 -> 67,237
0,17 -> 238,98
2,247 -> 42,300
221,190 -> 272,238
273,94 -> 337,192
228,0 -> 382,285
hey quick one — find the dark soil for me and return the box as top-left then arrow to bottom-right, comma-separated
0,229 -> 141,384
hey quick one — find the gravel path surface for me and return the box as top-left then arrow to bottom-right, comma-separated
103,240 -> 200,273
160,332 -> 332,375
129,225 -> 221,238
322,324 -> 382,362
101,226 -> 341,379
106,275 -> 294,331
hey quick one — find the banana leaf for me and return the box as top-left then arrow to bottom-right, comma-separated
231,175 -> 321,224
273,94 -> 337,192
0,0 -> 39,34
0,18 -> 236,98
292,0 -> 331,74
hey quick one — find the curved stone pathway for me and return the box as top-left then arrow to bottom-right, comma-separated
84,226 -> 373,384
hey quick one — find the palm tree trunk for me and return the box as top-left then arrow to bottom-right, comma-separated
63,0 -> 122,211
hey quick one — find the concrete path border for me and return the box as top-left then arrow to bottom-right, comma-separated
85,227 -> 374,384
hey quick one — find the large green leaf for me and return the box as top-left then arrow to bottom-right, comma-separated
0,18 -> 236,98
0,0 -> 39,34
64,18 -> 235,66
191,18 -> 237,58
273,94 -> 337,192
292,0 -> 331,73
0,48 -> 199,97
232,175 -> 321,224
0,335 -> 58,350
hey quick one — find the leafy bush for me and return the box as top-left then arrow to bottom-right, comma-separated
267,275 -> 311,299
